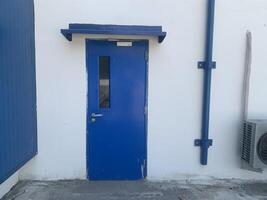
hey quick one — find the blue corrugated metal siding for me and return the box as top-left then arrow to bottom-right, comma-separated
0,0 -> 37,183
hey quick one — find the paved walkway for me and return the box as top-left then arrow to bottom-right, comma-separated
2,180 -> 267,200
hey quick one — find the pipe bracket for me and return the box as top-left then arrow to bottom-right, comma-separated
194,139 -> 213,147
198,61 -> 216,69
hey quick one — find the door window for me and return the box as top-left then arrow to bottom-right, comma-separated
99,56 -> 110,108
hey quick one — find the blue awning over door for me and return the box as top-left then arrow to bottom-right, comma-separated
61,24 -> 167,43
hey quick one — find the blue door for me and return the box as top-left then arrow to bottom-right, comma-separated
86,40 -> 148,180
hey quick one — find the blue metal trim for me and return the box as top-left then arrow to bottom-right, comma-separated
143,40 -> 149,178
61,24 -> 166,43
0,0 -> 38,183
195,0 -> 216,165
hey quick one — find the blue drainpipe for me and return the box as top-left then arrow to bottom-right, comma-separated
194,0 -> 216,165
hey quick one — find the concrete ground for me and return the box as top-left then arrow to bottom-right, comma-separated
2,180 -> 267,200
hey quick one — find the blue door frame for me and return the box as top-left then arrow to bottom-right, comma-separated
86,40 -> 148,180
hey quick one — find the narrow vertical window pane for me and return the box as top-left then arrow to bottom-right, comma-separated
99,56 -> 110,108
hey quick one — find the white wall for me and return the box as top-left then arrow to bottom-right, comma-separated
20,0 -> 267,180
0,172 -> 19,199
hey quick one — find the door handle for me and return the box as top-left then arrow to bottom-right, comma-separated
91,113 -> 104,118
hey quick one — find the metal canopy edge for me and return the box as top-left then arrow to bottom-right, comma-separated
61,24 -> 167,43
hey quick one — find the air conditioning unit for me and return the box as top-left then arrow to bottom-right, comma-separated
241,120 -> 267,172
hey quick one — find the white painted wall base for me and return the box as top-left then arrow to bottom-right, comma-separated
0,172 -> 19,199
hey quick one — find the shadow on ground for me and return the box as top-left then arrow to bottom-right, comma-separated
2,180 -> 267,200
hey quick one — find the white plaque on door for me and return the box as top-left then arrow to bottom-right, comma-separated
117,42 -> 133,47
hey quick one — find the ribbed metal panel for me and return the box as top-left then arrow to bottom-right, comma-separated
0,0 -> 37,183
242,122 -> 255,163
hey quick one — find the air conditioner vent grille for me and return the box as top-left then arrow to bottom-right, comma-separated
242,122 -> 254,163
257,133 -> 267,165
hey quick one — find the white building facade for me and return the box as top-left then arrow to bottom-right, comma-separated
2,0 -> 267,197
